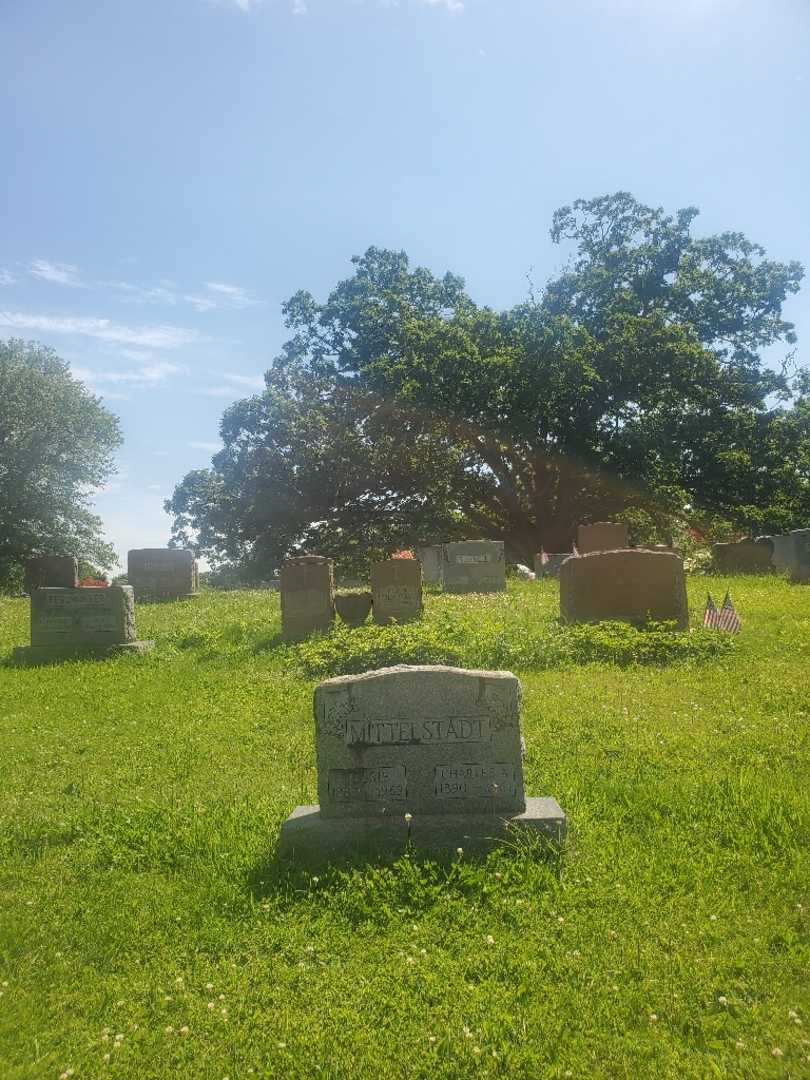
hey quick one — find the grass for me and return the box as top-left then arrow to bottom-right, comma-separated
0,577 -> 808,1079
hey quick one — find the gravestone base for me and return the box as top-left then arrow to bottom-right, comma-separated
278,797 -> 567,863
12,640 -> 154,664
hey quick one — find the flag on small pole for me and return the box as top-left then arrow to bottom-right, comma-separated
703,592 -> 741,633
539,548 -> 549,567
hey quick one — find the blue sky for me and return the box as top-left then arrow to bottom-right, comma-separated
2,0 -> 809,569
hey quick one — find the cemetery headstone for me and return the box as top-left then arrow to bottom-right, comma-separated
560,549 -> 689,629
335,591 -> 373,627
278,664 -> 566,860
371,559 -> 423,624
127,548 -> 199,598
789,529 -> 810,582
767,534 -> 795,573
533,552 -> 570,579
712,538 -> 773,573
13,585 -> 153,663
280,555 -> 335,640
23,555 -> 78,594
576,522 -> 629,554
441,540 -> 506,593
417,545 -> 443,585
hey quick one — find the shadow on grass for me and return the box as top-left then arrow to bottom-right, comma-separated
246,830 -> 565,924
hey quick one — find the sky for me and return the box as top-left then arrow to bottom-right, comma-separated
2,0 -> 809,569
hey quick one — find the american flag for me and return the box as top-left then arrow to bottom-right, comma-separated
703,591 -> 741,633
539,548 -> 549,566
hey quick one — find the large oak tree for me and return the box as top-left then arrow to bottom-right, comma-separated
167,193 -> 806,571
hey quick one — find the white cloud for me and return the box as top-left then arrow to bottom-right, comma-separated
219,372 -> 265,390
189,440 -> 222,451
105,281 -> 178,306
419,0 -> 464,11
0,269 -> 15,286
73,361 -> 190,394
0,310 -> 201,349
28,260 -> 84,286
107,277 -> 261,312
292,0 -> 307,12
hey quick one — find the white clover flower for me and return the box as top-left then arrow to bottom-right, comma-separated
472,1047 -> 482,1055
180,1025 -> 190,1036
404,813 -> 412,823
165,1025 -> 174,1034
208,1002 -> 216,1010
428,1035 -> 437,1044
718,996 -> 728,1006
456,847 -> 464,856
485,935 -> 495,945
206,982 -> 214,991
649,1014 -> 658,1023
772,1048 -> 783,1058
103,1052 -> 111,1063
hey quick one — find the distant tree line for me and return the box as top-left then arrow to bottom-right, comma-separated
166,193 -> 808,576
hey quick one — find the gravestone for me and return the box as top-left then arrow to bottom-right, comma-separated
417,545 -> 443,585
441,540 -> 506,593
127,548 -> 198,598
280,555 -> 335,640
371,559 -> 423,624
533,553 -> 570,579
576,522 -> 629,554
278,665 -> 566,860
24,555 -> 78,594
13,586 -> 153,663
560,549 -> 688,629
712,538 -> 773,574
765,534 -> 794,573
789,529 -> 810,582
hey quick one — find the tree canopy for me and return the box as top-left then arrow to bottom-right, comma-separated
0,339 -> 121,590
167,193 -> 807,572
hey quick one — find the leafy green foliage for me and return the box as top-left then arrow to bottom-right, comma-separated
168,194 -> 806,574
0,339 -> 122,590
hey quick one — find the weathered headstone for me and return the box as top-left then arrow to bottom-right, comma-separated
712,538 -> 773,574
24,555 -> 78,594
335,591 -> 373,627
13,585 -> 153,662
417,545 -> 443,585
371,559 -> 423,624
278,665 -> 566,860
576,522 -> 629,554
441,540 -> 506,593
533,553 -> 570,579
280,555 -> 335,640
789,529 -> 810,582
560,549 -> 688,629
767,534 -> 795,573
127,548 -> 198,598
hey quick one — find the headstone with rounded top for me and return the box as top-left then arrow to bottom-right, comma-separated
371,559 -> 423,624
576,522 -> 629,554
560,549 -> 688,629
280,555 -> 335,640
441,540 -> 506,593
278,664 -> 566,861
13,585 -> 153,663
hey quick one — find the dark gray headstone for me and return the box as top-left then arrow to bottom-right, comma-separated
24,555 -> 78,593
441,541 -> 506,593
128,548 -> 198,598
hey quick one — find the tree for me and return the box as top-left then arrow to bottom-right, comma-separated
167,194 -> 805,571
0,339 -> 122,590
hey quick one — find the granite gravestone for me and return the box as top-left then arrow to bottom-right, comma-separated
24,555 -> 79,594
767,534 -> 795,573
576,522 -> 629,554
560,549 -> 689,630
127,548 -> 199,598
417,545 -> 443,585
13,585 -> 153,662
533,552 -> 570,579
278,664 -> 566,860
712,538 -> 773,574
789,529 -> 810,582
280,556 -> 335,640
441,541 -> 506,593
371,559 -> 423,624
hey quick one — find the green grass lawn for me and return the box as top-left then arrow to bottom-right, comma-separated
0,578 -> 808,1079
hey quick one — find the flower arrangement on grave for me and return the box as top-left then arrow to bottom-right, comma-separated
391,550 -> 415,559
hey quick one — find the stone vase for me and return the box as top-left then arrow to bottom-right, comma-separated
335,591 -> 373,627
